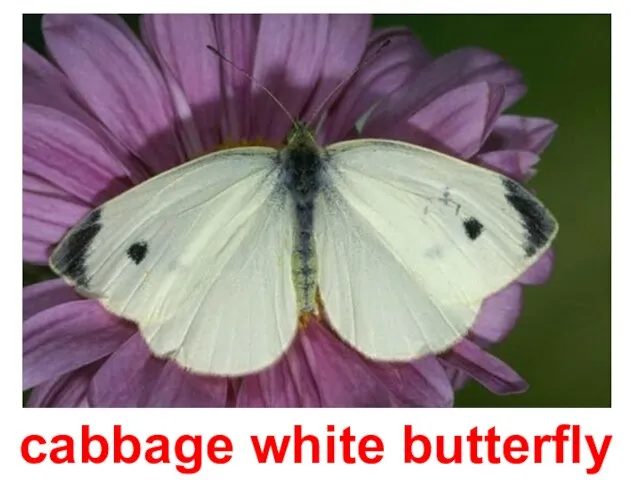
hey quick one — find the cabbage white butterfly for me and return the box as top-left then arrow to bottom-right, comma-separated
49,46 -> 558,377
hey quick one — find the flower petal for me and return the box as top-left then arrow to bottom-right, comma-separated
24,300 -> 134,389
236,334 -> 322,407
142,14 -> 223,153
88,334 -> 163,407
366,82 -> 505,158
518,249 -> 555,285
251,15 -> 331,142
89,334 -> 228,407
444,364 -> 469,392
371,355 -> 454,407
23,48 -> 148,185
440,340 -> 528,395
146,362 -> 229,408
238,325 -> 452,407
242,323 -> 418,407
301,15 -> 371,135
364,47 -> 525,136
23,224 -> 70,266
23,189 -> 90,264
476,149 -> 540,181
212,14 -> 261,143
43,14 -> 184,175
23,43 -> 91,121
310,326 -> 454,407
23,279 -> 83,322
323,27 -> 430,142
23,173 -> 89,264
28,363 -> 100,407
472,284 -> 523,345
300,324 -> 398,406
311,325 -> 454,407
482,115 -> 558,154
24,104 -> 134,205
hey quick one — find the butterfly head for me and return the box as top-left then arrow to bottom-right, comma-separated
285,121 -> 319,152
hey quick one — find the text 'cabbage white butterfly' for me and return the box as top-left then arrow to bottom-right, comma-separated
49,46 -> 558,377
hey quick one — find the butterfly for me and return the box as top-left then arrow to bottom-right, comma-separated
49,45 -> 558,377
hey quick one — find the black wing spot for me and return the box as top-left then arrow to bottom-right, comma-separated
502,178 -> 555,257
463,217 -> 484,240
50,209 -> 102,288
127,241 -> 148,265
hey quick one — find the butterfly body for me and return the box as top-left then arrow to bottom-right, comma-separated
280,122 -> 326,317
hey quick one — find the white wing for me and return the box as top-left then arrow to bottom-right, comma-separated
316,139 -> 558,361
50,148 -> 298,377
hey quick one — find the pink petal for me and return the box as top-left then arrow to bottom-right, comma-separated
299,324 -> 397,406
23,48 -> 148,185
301,15 -> 371,135
23,43 -> 91,122
472,284 -> 523,345
251,15 -> 331,142
477,149 -> 540,181
23,223 -> 72,266
519,249 -> 555,285
43,14 -> 184,175
372,355 -> 454,407
23,300 -> 134,389
243,323 -> 452,407
141,14 -> 221,153
482,115 -> 558,154
366,82 -> 505,159
364,47 -> 525,135
24,104 -> 133,205
146,363 -> 230,408
444,365 -> 469,392
23,174 -> 88,264
440,340 -> 528,395
236,334 -> 322,407
23,189 -> 90,264
28,363 -> 100,407
23,279 -> 83,321
212,14 -> 261,143
23,241 -> 53,267
88,334 -> 228,407
324,27 -> 430,143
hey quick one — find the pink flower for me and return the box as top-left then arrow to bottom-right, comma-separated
23,14 -> 557,407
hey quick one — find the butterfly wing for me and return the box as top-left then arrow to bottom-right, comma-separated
315,139 -> 557,361
50,148 -> 298,376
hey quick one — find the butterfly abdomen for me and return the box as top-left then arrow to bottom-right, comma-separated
292,203 -> 318,315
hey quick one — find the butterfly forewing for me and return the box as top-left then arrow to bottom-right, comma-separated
50,147 -> 299,376
314,139 -> 557,358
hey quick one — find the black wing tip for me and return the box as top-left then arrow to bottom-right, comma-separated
50,208 -> 103,288
502,178 -> 557,258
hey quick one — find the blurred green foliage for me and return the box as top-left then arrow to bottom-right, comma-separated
23,14 -> 610,407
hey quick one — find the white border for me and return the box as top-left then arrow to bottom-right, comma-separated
5,3 -> 629,478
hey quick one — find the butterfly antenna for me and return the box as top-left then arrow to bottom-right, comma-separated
206,45 -> 295,125
306,39 -> 392,129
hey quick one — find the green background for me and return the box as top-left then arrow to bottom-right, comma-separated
23,14 -> 611,407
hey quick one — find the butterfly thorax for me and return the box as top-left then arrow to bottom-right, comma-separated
281,121 -> 324,204
280,122 -> 325,320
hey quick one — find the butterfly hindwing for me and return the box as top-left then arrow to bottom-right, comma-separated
315,188 -> 483,360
